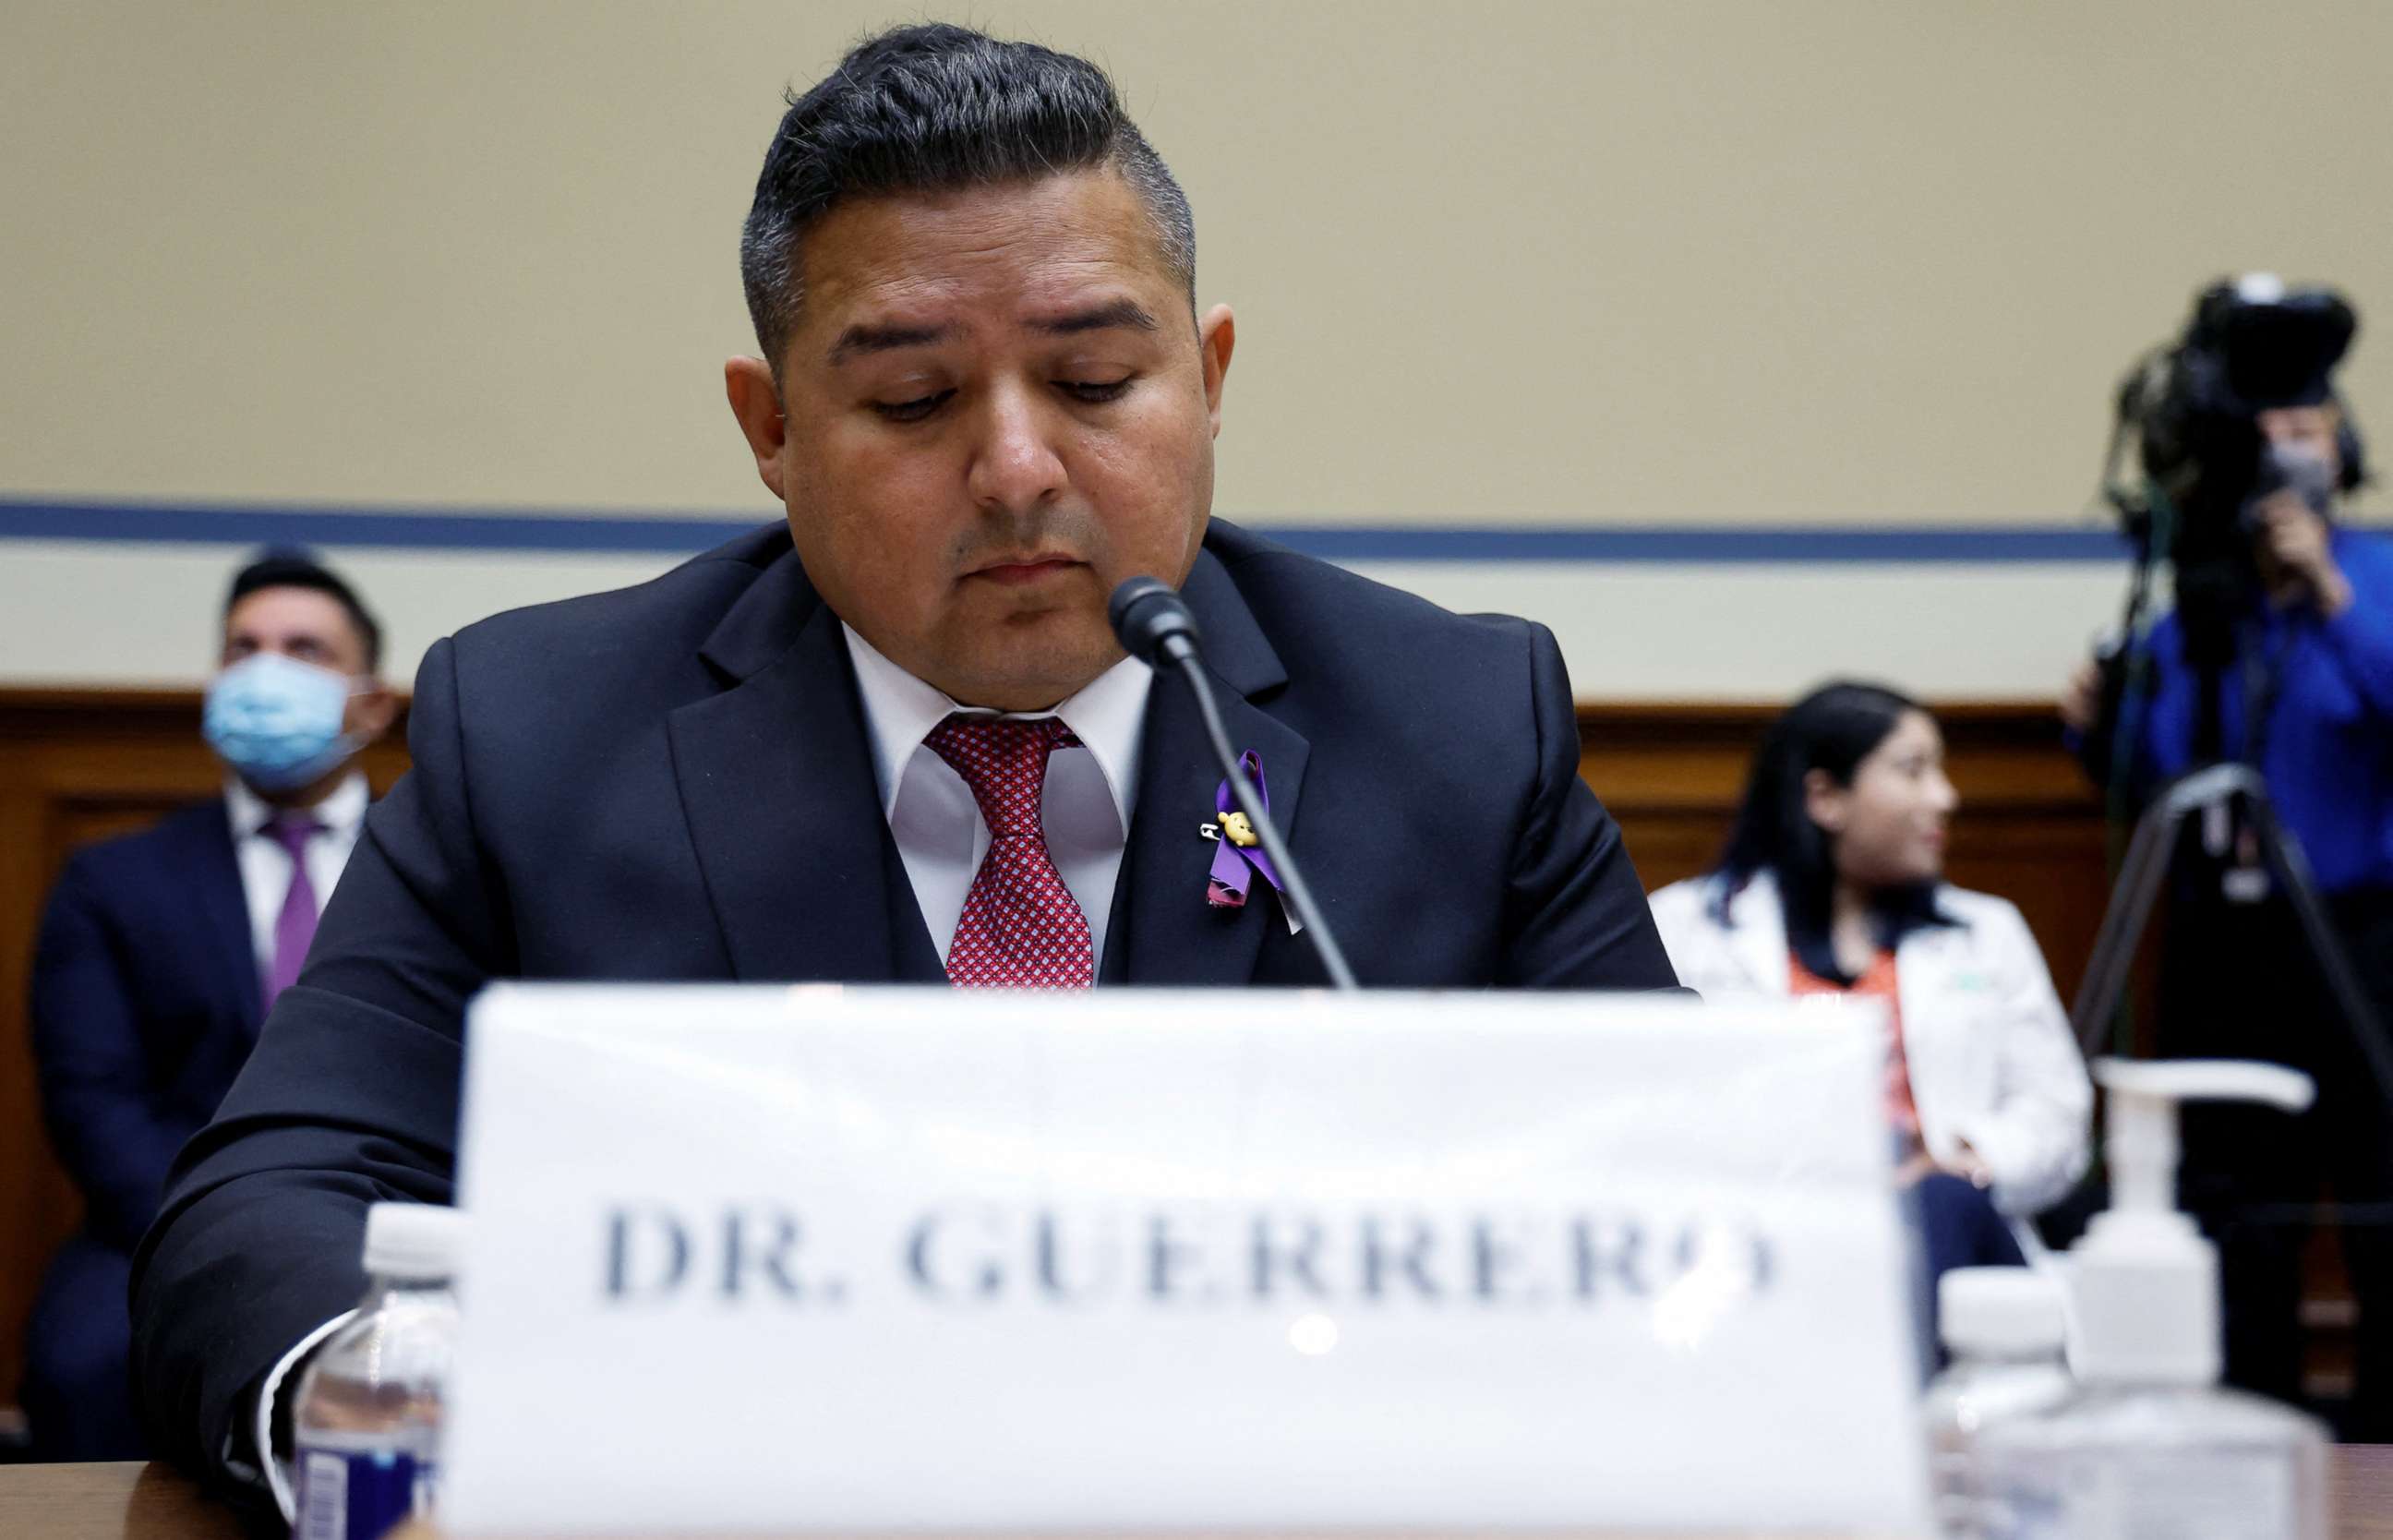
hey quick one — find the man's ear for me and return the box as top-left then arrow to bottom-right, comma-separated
725,355 -> 790,501
1196,304 -> 1235,439
1802,768 -> 1846,835
350,679 -> 400,746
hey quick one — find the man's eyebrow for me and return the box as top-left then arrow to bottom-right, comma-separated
824,301 -> 1158,364
827,321 -> 958,366
1031,298 -> 1160,337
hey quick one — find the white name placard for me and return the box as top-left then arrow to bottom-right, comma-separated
443,986 -> 1926,1534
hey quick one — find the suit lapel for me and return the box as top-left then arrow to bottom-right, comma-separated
666,547 -> 943,985
189,801 -> 265,1030
1118,547 -> 1310,986
1892,916 -> 1962,1053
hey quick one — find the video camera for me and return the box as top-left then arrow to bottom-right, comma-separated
2109,275 -> 2362,671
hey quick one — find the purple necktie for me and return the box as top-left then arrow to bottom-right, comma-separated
263,812 -> 322,1009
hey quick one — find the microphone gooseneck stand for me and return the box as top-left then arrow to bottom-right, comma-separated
1108,577 -> 1360,993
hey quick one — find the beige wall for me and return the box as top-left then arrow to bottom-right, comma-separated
6,4 -> 2388,695
6,1 -> 2392,527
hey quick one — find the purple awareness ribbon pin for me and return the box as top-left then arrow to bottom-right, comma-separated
1207,751 -> 1286,908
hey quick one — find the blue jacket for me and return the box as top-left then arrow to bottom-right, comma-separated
31,800 -> 262,1253
2127,526 -> 2393,893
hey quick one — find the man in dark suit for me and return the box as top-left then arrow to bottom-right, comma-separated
132,23 -> 1678,1506
24,554 -> 394,1461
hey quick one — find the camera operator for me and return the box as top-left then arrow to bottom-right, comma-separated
2062,276 -> 2393,1433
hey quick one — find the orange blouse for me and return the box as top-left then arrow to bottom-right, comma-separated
1788,948 -> 1921,1139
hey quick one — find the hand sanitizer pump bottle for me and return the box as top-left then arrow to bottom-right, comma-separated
1979,1059 -> 2330,1539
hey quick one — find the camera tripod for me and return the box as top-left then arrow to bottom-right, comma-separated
2072,760 -> 2391,1088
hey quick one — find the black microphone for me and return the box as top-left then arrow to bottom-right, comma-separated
1108,578 -> 1359,991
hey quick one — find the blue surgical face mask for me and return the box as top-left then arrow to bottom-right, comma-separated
2258,439 -> 2339,522
203,652 -> 364,792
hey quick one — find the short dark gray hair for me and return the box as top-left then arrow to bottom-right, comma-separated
739,23 -> 1196,374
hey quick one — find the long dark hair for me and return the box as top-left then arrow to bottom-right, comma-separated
1714,680 -> 1951,981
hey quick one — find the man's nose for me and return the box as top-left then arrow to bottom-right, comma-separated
966,382 -> 1067,517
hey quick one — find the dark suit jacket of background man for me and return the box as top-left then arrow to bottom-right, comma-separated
26,800 -> 263,1454
132,518 -> 1678,1483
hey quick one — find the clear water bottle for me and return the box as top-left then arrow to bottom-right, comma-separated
1923,1266 -> 2073,1538
292,1202 -> 464,1540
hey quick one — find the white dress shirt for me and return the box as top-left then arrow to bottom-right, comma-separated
841,622 -> 1153,967
222,772 -> 369,976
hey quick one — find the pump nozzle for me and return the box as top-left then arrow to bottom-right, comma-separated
2094,1059 -> 2315,1220
2071,1058 -> 2315,1385
2095,1057 -> 2315,1105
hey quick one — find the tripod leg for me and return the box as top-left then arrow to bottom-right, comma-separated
2245,792 -> 2393,1106
2071,792 -> 2192,1056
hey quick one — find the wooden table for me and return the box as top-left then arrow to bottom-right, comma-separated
0,1462 -> 241,1540
10,1450 -> 2393,1537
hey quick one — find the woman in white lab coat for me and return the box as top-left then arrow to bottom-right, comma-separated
1648,682 -> 2092,1291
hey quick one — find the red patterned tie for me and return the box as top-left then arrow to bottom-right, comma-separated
923,714 -> 1095,988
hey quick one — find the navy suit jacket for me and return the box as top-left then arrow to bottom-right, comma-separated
33,800 -> 261,1254
132,519 -> 1677,1485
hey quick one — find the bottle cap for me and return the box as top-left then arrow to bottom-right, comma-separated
1939,1267 -> 2065,1357
362,1201 -> 465,1281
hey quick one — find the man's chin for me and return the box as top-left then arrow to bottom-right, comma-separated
937,624 -> 1122,713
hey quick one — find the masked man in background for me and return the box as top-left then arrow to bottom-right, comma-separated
20,550 -> 395,1461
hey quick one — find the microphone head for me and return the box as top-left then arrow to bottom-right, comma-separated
1108,576 -> 1200,666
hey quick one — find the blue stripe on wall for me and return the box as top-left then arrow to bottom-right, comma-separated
0,498 -> 2131,564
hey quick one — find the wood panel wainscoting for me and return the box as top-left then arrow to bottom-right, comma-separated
0,688 -> 2102,1425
